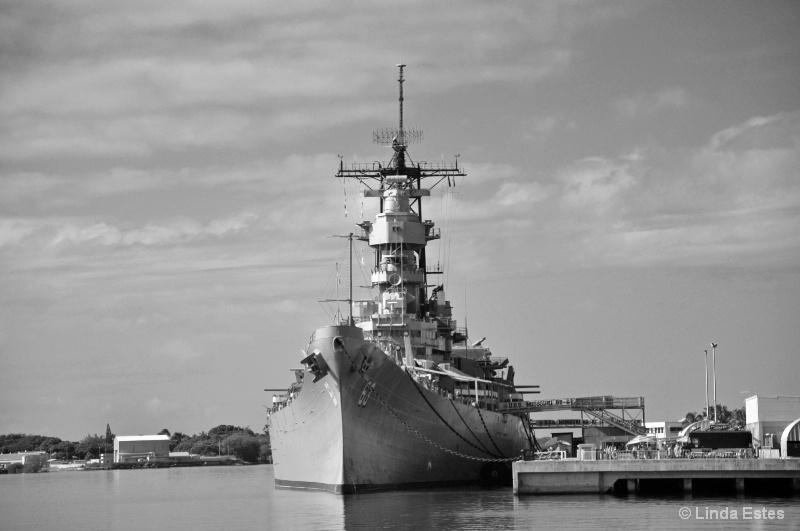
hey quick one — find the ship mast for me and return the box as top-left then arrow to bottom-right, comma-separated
398,63 -> 405,149
348,232 -> 354,326
319,232 -> 355,326
337,65 -> 464,310
336,65 -> 466,362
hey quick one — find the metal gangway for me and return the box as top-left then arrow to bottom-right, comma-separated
500,396 -> 647,437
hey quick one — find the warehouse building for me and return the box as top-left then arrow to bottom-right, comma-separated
114,435 -> 170,463
745,395 -> 800,451
0,451 -> 48,470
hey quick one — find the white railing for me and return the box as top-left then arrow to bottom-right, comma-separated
523,448 -> 758,461
533,450 -> 567,461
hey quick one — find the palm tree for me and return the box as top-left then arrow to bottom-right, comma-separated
728,408 -> 746,429
683,411 -> 710,425
705,404 -> 732,424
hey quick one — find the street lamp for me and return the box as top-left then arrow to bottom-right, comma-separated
710,342 -> 718,424
703,350 -> 709,421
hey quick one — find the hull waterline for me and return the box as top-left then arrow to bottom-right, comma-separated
269,326 -> 530,493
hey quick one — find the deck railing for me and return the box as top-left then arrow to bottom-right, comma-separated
522,448 -> 757,461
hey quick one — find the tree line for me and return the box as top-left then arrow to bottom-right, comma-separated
0,433 -> 101,460
682,404 -> 746,429
158,425 -> 270,463
1,423 -> 271,463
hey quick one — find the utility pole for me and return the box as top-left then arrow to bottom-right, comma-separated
710,342 -> 718,423
703,349 -> 709,421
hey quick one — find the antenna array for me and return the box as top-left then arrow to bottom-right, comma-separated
372,128 -> 423,147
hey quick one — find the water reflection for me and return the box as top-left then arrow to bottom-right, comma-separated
268,482 -> 344,530
342,486 -> 517,530
2,465 -> 797,531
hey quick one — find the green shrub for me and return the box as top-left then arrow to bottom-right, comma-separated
23,460 -> 44,473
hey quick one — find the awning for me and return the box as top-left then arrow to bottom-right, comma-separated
538,437 -> 571,450
678,419 -> 712,437
626,435 -> 657,446
600,435 -> 634,443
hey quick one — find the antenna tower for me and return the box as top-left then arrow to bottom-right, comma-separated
373,64 -> 423,149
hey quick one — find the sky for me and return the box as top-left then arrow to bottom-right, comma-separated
1,1 -> 799,442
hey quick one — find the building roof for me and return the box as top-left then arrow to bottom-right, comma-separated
0,452 -> 47,461
746,395 -> 800,401
116,435 -> 170,442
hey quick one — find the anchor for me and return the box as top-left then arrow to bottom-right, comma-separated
358,376 -> 376,408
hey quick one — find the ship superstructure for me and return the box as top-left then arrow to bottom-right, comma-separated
341,65 -> 463,368
267,65 -> 534,493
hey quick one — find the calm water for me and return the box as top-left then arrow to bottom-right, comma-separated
1,465 -> 797,530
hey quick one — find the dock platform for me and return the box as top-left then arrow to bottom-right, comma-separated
514,458 -> 800,495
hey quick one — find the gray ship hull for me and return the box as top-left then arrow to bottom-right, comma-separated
268,325 -> 530,493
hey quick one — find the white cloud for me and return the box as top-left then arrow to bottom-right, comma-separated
494,181 -> 550,206
52,222 -> 122,247
709,113 -> 799,152
558,157 -> 637,216
146,396 -> 181,416
160,339 -> 201,362
0,153 -> 337,211
615,87 -> 689,119
557,111 -> 800,268
0,219 -> 39,248
0,1 -> 632,163
1,212 -> 259,249
0,172 -> 63,203
523,115 -> 574,142
462,162 -> 523,183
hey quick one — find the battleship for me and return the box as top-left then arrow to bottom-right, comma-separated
266,65 -> 536,493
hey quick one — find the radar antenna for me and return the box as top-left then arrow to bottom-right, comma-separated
373,64 -> 422,170
339,64 -> 464,191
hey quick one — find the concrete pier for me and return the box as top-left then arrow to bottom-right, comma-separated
514,459 -> 800,495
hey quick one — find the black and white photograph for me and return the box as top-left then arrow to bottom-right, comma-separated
2,1 -> 799,529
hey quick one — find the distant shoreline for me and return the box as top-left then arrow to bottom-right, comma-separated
47,457 -> 251,472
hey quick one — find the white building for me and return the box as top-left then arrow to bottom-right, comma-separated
745,395 -> 800,449
0,451 -> 48,470
644,421 -> 684,439
114,435 -> 170,463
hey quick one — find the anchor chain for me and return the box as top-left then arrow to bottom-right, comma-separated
336,340 -> 521,464
475,403 -> 507,458
403,367 -> 503,458
448,396 -> 495,455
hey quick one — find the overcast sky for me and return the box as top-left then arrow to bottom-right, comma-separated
2,1 -> 799,441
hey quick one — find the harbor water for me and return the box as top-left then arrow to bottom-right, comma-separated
1,465 -> 797,530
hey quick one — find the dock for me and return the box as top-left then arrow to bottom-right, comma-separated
514,458 -> 800,495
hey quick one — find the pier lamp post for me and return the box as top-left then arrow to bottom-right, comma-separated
710,342 -> 718,424
703,350 -> 709,421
